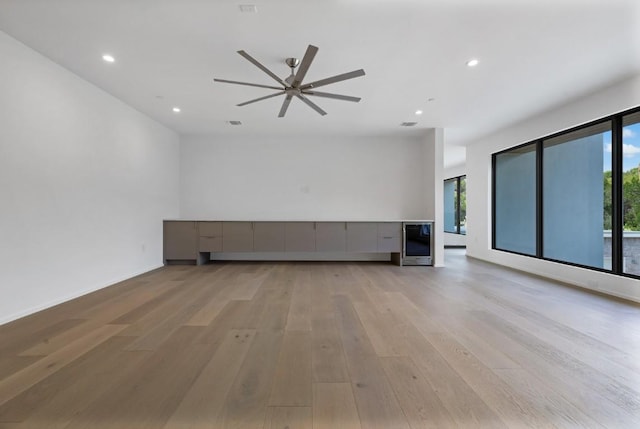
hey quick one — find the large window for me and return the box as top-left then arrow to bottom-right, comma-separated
492,106 -> 640,278
444,175 -> 466,234
494,145 -> 537,256
542,123 -> 611,269
623,111 -> 640,275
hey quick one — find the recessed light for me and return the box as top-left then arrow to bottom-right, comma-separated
400,122 -> 418,127
415,110 -> 423,116
102,54 -> 115,63
172,107 -> 181,113
466,59 -> 479,67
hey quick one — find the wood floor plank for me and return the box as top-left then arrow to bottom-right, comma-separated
255,288 -> 293,333
263,406 -> 312,429
0,324 -> 127,408
312,383 -> 361,429
376,290 -> 549,426
310,267 -> 350,383
418,326 -> 558,428
124,274 -> 226,351
73,278 -> 177,321
381,294 -> 509,428
0,356 -> 41,382
7,337 -> 148,428
452,277 -> 640,390
0,318 -> 85,358
222,329 -> 284,429
163,329 -> 256,429
380,357 -> 457,429
471,309 -> 640,428
62,326 -> 212,429
493,368 -> 606,429
269,330 -> 312,406
227,270 -> 269,301
311,316 -> 349,383
185,267 -> 244,327
333,295 -> 410,429
352,301 -> 408,357
111,280 -> 188,327
20,320 -> 108,357
286,273 -> 312,331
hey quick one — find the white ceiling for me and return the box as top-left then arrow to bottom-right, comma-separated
1,0 -> 639,167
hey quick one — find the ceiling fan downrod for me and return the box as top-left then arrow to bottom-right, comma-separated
285,57 -> 299,86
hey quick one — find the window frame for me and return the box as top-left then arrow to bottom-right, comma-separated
491,105 -> 640,279
444,174 -> 466,235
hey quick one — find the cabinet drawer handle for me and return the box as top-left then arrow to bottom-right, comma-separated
383,236 -> 393,239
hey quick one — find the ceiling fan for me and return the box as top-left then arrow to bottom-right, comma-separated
214,44 -> 365,117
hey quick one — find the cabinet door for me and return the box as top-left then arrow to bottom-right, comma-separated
346,222 -> 378,252
164,221 -> 197,260
198,221 -> 222,252
285,222 -> 316,252
377,222 -> 402,252
316,222 -> 347,252
253,222 -> 285,252
222,222 -> 254,252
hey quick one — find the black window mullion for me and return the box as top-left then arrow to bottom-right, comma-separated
536,140 -> 544,259
456,177 -> 461,234
611,117 -> 623,274
491,155 -> 497,248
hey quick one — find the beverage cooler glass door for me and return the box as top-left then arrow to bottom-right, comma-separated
403,223 -> 433,266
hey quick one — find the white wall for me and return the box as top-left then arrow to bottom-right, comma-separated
421,129 -> 445,266
180,135 -> 428,221
0,31 -> 180,324
467,74 -> 640,303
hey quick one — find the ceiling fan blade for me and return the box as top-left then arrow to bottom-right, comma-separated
301,90 -> 361,103
237,50 -> 287,87
214,78 -> 284,91
291,45 -> 318,88
237,91 -> 286,107
300,69 -> 366,90
296,93 -> 327,116
278,93 -> 294,117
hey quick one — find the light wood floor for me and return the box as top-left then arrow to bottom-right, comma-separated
1,250 -> 640,428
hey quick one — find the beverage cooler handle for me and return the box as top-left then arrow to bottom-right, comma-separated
402,225 -> 406,258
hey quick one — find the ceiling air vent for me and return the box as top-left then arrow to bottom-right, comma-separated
400,122 -> 418,127
228,120 -> 242,126
239,4 -> 257,13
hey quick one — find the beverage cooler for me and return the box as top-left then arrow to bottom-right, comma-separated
402,222 -> 433,266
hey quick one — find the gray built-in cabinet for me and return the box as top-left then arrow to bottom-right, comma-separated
315,222 -> 347,252
222,222 -> 253,252
198,221 -> 222,252
377,222 -> 403,252
346,222 -> 378,252
163,221 -> 198,262
163,220 -> 403,265
285,222 -> 316,252
253,222 -> 286,252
